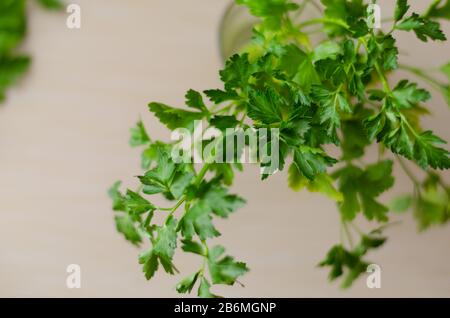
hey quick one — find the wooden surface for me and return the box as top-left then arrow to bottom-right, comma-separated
0,0 -> 449,297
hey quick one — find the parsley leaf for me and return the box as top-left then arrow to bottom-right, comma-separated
293,146 -> 338,181
394,0 -> 409,22
114,214 -> 142,246
236,0 -> 299,29
311,85 -> 352,142
288,164 -> 343,202
129,120 -> 150,147
208,245 -> 249,285
426,0 -> 450,20
247,87 -> 284,124
392,80 -> 431,109
148,102 -> 204,130
396,13 -> 447,42
36,0 -> 64,9
414,131 -> 450,170
320,233 -> 386,288
334,161 -> 394,221
185,89 -> 208,113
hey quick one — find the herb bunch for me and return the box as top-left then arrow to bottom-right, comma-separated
0,0 -> 63,103
109,0 -> 450,296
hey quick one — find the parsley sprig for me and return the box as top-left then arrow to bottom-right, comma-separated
110,0 -> 450,296
0,0 -> 63,103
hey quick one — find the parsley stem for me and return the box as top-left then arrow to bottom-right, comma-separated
342,221 -> 354,249
165,196 -> 186,221
396,155 -> 420,187
359,37 -> 391,93
297,18 -> 349,30
375,61 -> 391,93
195,164 -> 210,186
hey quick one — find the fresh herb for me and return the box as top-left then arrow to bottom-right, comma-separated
110,0 -> 450,296
0,0 -> 63,103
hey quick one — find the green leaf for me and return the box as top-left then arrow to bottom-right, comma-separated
396,13 -> 447,42
394,0 -> 409,21
139,249 -> 159,280
392,80 -> 431,109
148,102 -> 204,130
293,146 -> 338,181
204,89 -> 238,104
413,131 -> 450,170
209,163 -> 235,186
389,195 -> 413,213
341,114 -> 371,161
293,55 -> 321,93
176,271 -> 200,294
185,89 -> 208,112
288,164 -> 343,202
311,85 -> 352,141
426,0 -> 450,20
124,190 -> 155,215
181,239 -> 205,256
319,233 -> 386,288
129,120 -> 150,147
36,0 -> 64,9
170,168 -> 195,199
315,59 -> 347,86
208,245 -> 249,285
210,115 -> 240,130
198,278 -> 218,298
247,88 -> 284,124
204,184 -> 246,218
108,181 -> 125,211
114,214 -> 142,246
334,161 -> 394,222
312,41 -> 342,62
279,45 -> 320,92
153,216 -> 178,261
178,200 -> 220,241
413,175 -> 450,230
320,0 -> 350,36
363,105 -> 416,162
220,53 -> 254,91
0,55 -> 30,102
139,150 -> 176,195
236,0 -> 299,29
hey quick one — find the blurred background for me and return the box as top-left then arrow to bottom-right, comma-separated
0,0 -> 449,297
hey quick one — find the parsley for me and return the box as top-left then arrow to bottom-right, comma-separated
110,0 -> 450,296
0,0 -> 63,103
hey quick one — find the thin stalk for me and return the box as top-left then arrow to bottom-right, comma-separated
396,155 -> 420,187
342,221 -> 354,248
399,64 -> 444,91
297,18 -> 349,30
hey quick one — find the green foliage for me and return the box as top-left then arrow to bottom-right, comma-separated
319,232 -> 386,288
110,0 -> 450,296
37,0 -> 64,9
391,173 -> 449,230
396,13 -> 447,42
333,161 -> 395,222
425,0 -> 450,20
0,0 -> 63,103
